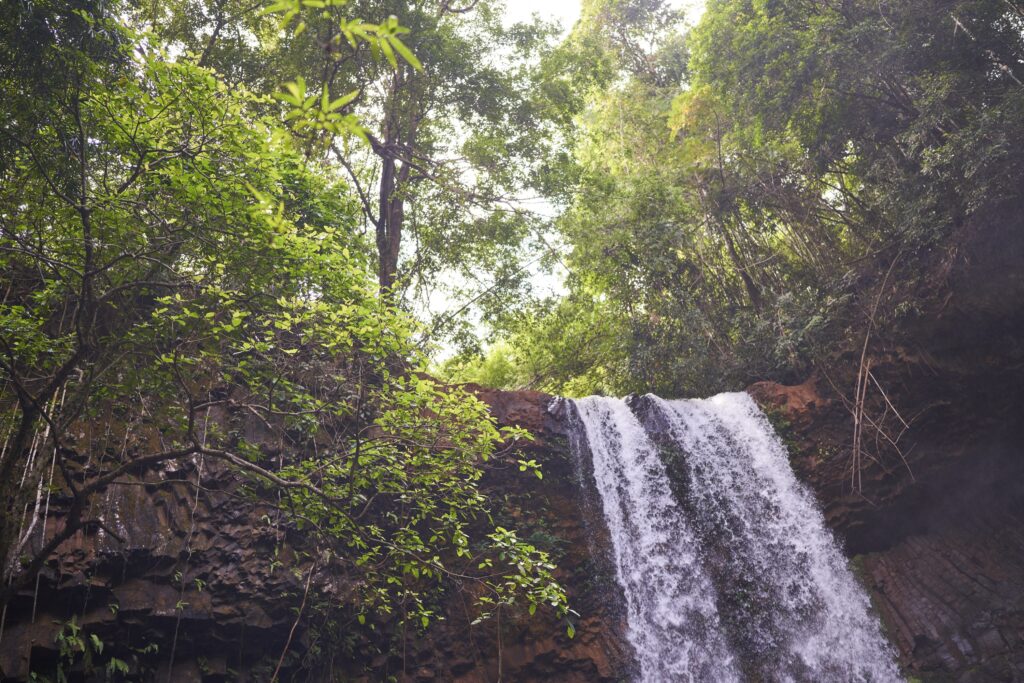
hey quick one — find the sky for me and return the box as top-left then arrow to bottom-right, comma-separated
426,0 -> 708,358
502,0 -> 706,32
503,0 -> 583,28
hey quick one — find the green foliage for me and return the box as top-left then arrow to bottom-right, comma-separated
478,0 -> 1024,398
37,618 -> 129,682
438,289 -> 635,397
0,1 -> 566,670
439,341 -> 522,389
266,2 -> 422,70
212,0 -> 570,340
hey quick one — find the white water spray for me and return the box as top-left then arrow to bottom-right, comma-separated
571,392 -> 902,683
573,396 -> 740,682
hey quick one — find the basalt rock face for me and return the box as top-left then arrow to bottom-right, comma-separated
0,391 -> 632,683
3,373 -> 1021,682
4,378 -> 1022,683
0,445 -> 329,681
370,389 -> 633,683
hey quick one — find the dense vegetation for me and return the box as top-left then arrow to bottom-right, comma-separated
447,0 -> 1024,397
0,0 -> 567,675
2,0 -> 1023,675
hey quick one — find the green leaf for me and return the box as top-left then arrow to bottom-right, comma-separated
388,36 -> 422,71
327,90 -> 359,112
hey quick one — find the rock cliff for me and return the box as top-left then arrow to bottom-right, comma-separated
0,389 -> 633,682
2,366 -> 1022,681
2,214 -> 1022,682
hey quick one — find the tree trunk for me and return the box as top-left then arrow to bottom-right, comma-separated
374,69 -> 419,298
376,152 -> 402,294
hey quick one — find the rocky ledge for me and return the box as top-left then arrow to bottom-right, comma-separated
2,372 -> 1022,681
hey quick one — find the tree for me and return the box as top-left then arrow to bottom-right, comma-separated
0,0 -> 566,657
201,0 -> 567,364
467,0 -> 1024,398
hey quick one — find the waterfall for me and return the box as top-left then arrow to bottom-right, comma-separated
570,392 -> 902,683
573,396 -> 741,681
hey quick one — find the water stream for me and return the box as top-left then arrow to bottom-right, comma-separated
570,392 -> 902,683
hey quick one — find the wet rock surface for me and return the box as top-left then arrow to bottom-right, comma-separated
0,454 -> 318,681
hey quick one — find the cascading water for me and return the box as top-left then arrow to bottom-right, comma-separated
570,392 -> 902,683
573,397 -> 741,682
